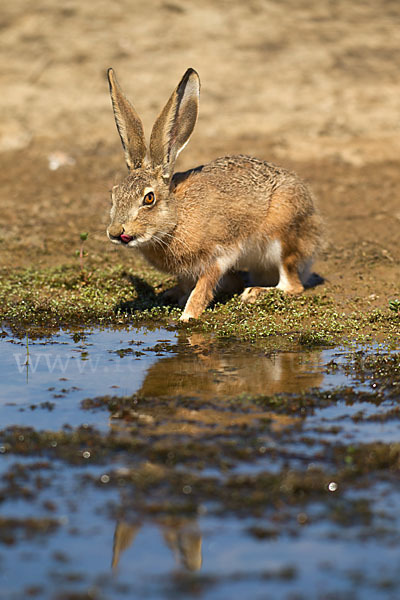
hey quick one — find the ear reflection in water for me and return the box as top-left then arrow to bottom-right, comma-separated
112,518 -> 202,572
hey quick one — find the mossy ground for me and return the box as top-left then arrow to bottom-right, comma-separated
1,260 -> 398,348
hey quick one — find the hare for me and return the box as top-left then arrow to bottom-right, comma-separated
107,68 -> 322,321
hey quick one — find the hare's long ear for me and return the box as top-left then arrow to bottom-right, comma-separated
149,68 -> 200,180
107,68 -> 147,170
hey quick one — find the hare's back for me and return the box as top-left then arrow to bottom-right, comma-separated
171,154 -> 317,250
172,154 -> 307,209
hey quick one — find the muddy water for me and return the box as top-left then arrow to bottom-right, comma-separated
0,326 -> 400,600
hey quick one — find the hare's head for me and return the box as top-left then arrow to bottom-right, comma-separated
106,68 -> 200,247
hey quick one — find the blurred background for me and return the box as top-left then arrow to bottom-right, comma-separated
2,0 -> 400,160
1,0 -> 399,295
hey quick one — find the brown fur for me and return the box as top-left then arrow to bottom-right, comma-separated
106,69 -> 323,321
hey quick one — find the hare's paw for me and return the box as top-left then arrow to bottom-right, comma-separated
240,286 -> 273,304
179,311 -> 196,323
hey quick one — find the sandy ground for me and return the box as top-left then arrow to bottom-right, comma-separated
0,0 -> 399,311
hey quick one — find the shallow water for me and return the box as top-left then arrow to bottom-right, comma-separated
0,326 -> 337,429
0,326 -> 399,599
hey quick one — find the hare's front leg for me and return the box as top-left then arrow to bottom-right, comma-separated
180,265 -> 221,322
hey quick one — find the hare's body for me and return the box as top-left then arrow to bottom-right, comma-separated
106,69 -> 322,321
136,156 -> 318,285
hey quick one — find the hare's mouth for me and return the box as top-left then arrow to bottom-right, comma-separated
108,230 -> 148,247
108,232 -> 137,246
120,234 -> 134,244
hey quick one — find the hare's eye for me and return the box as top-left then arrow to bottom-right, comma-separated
143,191 -> 155,206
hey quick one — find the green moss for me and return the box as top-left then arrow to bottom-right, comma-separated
0,263 -> 398,346
0,263 -> 176,330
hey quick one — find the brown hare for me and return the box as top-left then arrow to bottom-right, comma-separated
107,68 -> 322,321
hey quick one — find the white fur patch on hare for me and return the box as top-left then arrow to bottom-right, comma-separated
216,246 -> 242,274
237,238 -> 281,272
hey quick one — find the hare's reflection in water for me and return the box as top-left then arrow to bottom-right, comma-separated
109,334 -> 324,570
137,333 -> 325,399
108,333 -> 325,435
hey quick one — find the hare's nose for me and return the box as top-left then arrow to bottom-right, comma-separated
120,234 -> 133,243
108,223 -> 124,239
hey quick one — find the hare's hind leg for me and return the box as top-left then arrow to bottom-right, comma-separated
241,251 -> 304,304
276,254 -> 305,294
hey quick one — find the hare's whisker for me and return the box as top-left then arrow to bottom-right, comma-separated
151,235 -> 169,251
158,231 -> 191,254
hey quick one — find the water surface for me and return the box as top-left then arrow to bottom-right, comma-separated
0,326 -> 399,599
